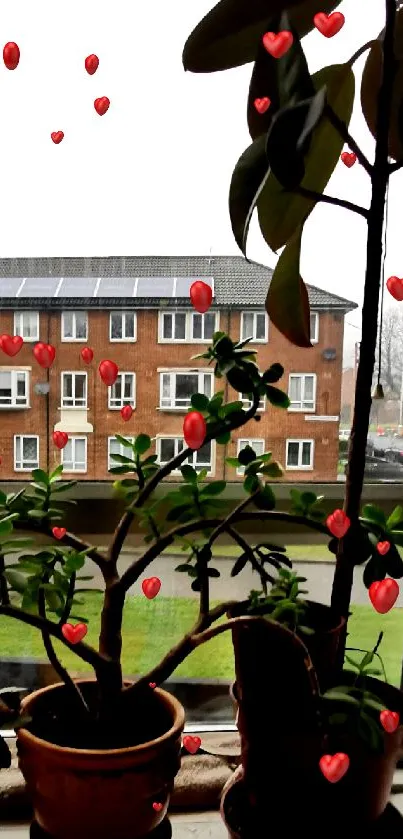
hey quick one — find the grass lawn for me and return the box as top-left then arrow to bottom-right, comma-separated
161,542 -> 334,562
0,595 -> 403,685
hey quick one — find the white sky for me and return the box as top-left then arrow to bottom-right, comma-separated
0,0 -> 402,365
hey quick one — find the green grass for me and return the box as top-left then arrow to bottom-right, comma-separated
0,595 -> 402,685
160,542 -> 334,562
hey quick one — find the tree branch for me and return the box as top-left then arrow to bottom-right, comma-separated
291,186 -> 369,220
14,521 -> 108,574
324,103 -> 373,175
389,159 -> 403,173
59,572 -> 76,625
0,553 -> 10,606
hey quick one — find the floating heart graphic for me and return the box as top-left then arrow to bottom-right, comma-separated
183,735 -> 201,755
377,541 -> 391,556
121,405 -> 133,422
142,577 -> 161,599
152,803 -> 163,812
189,280 -> 213,314
94,97 -> 110,116
386,276 -> 403,302
85,54 -> 99,75
326,509 -> 350,539
262,31 -> 293,58
313,12 -> 345,38
81,346 -> 94,364
341,152 -> 357,168
52,527 -> 66,540
319,753 -> 350,783
380,709 -> 400,733
183,411 -> 207,451
34,342 -> 56,369
3,42 -> 20,70
254,97 -> 271,114
369,579 -> 399,614
149,682 -> 157,689
51,131 -> 64,144
0,334 -> 23,356
53,431 -> 69,450
99,359 -> 119,386
61,623 -> 87,644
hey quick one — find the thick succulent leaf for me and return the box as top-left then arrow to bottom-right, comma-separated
361,11 -> 403,161
266,224 -> 311,347
182,0 -> 342,73
229,134 -> 270,255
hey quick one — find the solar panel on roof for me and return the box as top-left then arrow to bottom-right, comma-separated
97,277 -> 136,297
0,277 -> 24,297
19,277 -> 60,297
136,277 -> 174,297
175,277 -> 214,297
57,277 -> 98,297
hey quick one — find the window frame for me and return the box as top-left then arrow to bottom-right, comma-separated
158,310 -> 219,344
240,311 -> 268,343
107,436 -> 135,470
236,438 -> 265,476
286,439 -> 315,471
159,369 -> 214,410
14,434 -> 39,471
288,373 -> 317,413
238,393 -> 266,412
61,311 -> 88,342
0,369 -> 30,408
310,312 -> 319,344
109,311 -> 137,343
156,435 -> 215,476
61,436 -> 88,473
108,372 -> 136,410
13,311 -> 39,342
60,371 -> 88,409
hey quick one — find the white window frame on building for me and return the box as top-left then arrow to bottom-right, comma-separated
158,310 -> 219,343
239,393 -> 266,412
61,372 -> 88,409
159,369 -> 214,410
61,311 -> 88,342
14,311 -> 39,342
108,373 -> 136,410
288,373 -> 317,412
109,311 -> 137,342
61,436 -> 87,473
240,311 -> 268,343
0,369 -> 30,408
286,439 -> 314,470
14,435 -> 39,471
156,436 -> 215,476
236,438 -> 265,475
107,436 -> 135,470
310,312 -> 319,344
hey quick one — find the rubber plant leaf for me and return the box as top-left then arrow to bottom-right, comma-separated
229,133 -> 270,255
266,223 -> 311,347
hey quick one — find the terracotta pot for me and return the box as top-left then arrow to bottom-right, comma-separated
17,679 -> 185,839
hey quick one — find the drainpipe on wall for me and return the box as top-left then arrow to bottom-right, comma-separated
46,310 -> 51,473
222,309 -> 231,483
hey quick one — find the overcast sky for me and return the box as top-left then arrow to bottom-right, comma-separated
0,0 -> 402,365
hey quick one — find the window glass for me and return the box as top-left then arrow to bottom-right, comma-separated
14,311 -> 39,340
62,437 -> 87,472
14,435 -> 39,470
109,373 -> 136,408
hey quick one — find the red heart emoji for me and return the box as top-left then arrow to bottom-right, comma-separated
152,803 -> 163,812
341,151 -> 357,168
149,682 -> 157,689
121,405 -> 133,422
326,509 -> 350,539
142,577 -> 161,599
53,431 -> 69,450
387,276 -> 403,302
380,709 -> 400,733
319,753 -> 350,783
85,54 -> 99,75
313,12 -> 345,38
52,527 -> 66,540
3,42 -> 20,71
51,131 -> 64,144
81,347 -> 94,364
94,97 -> 110,116
183,735 -> 201,755
262,31 -> 293,59
377,541 -> 391,556
61,623 -> 87,644
254,97 -> 271,114
369,579 -> 399,614
99,359 -> 119,386
34,342 -> 56,368
0,334 -> 23,356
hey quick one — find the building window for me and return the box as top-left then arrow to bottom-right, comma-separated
61,437 -> 87,473
288,373 -> 316,412
160,370 -> 213,410
157,436 -> 214,474
14,311 -> 39,341
310,312 -> 319,344
61,311 -> 88,341
286,439 -> 314,470
239,393 -> 266,412
61,372 -> 87,408
0,370 -> 29,408
108,373 -> 136,409
159,311 -> 219,343
236,438 -> 265,475
14,435 -> 39,471
109,311 -> 137,342
108,436 -> 135,470
240,311 -> 267,343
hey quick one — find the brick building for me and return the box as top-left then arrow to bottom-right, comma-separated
0,256 -> 357,484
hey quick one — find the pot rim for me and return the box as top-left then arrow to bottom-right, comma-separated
19,679 -> 185,758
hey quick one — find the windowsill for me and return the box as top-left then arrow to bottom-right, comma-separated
158,339 -> 213,345
58,406 -> 88,411
0,405 -> 30,411
287,408 -> 316,413
109,339 -> 137,343
286,466 -> 314,471
158,406 -> 192,412
60,339 -> 88,343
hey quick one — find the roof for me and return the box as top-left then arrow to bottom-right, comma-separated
0,255 -> 358,312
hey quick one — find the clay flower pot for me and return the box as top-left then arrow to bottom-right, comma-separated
17,679 -> 185,839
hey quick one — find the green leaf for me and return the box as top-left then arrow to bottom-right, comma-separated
387,505 -> 403,531
109,465 -> 133,475
266,224 -> 311,348
175,563 -> 195,572
27,509 -> 48,520
166,504 -> 194,522
181,464 -> 198,484
0,490 -> 7,506
50,481 -> 77,494
244,474 -> 260,494
222,401 -> 244,416
238,445 -> 258,466
266,93 -> 325,190
5,570 -> 28,593
216,431 -> 231,445
260,461 -> 283,478
110,454 -> 135,465
361,504 -> 386,527
231,552 -> 248,577
31,469 -> 50,486
229,133 -> 270,255
322,689 -> 360,707
262,363 -> 284,384
114,435 -> 135,449
265,385 -> 291,408
49,464 -> 64,483
208,567 -> 220,578
0,519 -> 14,536
200,481 -> 226,496
226,364 -> 256,393
64,553 -> 86,572
134,434 -> 151,455
190,393 -> 210,412
225,457 -> 240,468
254,484 -> 276,510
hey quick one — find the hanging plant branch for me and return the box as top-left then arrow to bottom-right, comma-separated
325,104 -> 373,175
290,185 -> 369,220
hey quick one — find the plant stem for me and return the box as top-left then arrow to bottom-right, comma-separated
0,553 -> 10,605
331,0 -> 397,646
325,104 -> 373,175
291,186 -> 369,219
14,522 -> 107,572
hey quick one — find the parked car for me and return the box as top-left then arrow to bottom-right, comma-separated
383,448 -> 403,465
345,455 -> 403,481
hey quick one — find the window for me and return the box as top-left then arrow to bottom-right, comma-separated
14,435 -> 39,471
239,393 -> 266,412
160,370 -> 213,409
108,436 -> 134,470
236,438 -> 265,475
286,439 -> 314,470
109,311 -> 137,342
61,372 -> 87,408
108,373 -> 136,409
240,311 -> 267,343
0,370 -> 29,408
61,437 -> 87,472
14,311 -> 39,341
61,311 -> 88,341
157,436 -> 214,474
159,310 -> 219,342
310,312 -> 319,343
288,374 -> 316,412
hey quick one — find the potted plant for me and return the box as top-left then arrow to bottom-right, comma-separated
182,0 -> 403,832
